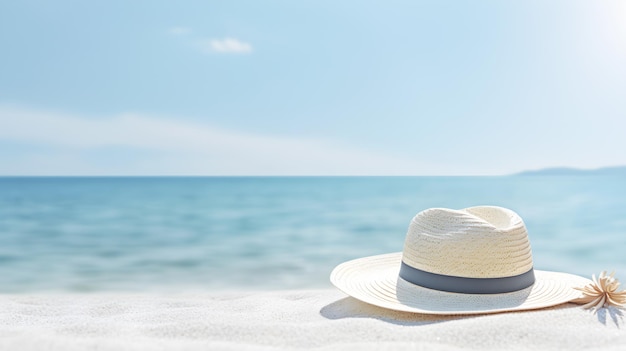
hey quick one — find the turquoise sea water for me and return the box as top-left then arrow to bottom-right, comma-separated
0,176 -> 625,292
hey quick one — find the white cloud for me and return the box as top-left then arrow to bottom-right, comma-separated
168,27 -> 252,55
169,26 -> 192,36
201,38 -> 253,54
0,105 -> 426,176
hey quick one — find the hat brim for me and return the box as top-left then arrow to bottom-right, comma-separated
331,252 -> 591,315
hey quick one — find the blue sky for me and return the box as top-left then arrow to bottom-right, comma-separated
1,0 -> 625,175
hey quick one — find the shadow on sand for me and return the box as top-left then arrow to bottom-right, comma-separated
319,296 -> 468,326
596,306 -> 624,327
319,296 -> 610,327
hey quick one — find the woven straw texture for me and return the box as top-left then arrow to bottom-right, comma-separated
402,206 -> 532,278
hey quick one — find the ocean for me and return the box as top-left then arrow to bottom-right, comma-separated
0,176 -> 625,292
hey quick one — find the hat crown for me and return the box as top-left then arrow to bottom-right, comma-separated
401,206 -> 533,279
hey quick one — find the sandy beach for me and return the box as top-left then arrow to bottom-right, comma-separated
1,289 -> 624,350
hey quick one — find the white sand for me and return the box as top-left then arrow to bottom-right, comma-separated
0,290 -> 624,350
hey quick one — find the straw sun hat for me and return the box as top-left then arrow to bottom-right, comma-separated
331,206 -> 592,315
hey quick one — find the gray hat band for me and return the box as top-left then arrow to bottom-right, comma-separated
399,261 -> 536,294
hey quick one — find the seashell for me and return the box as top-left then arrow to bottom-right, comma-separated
572,271 -> 626,312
